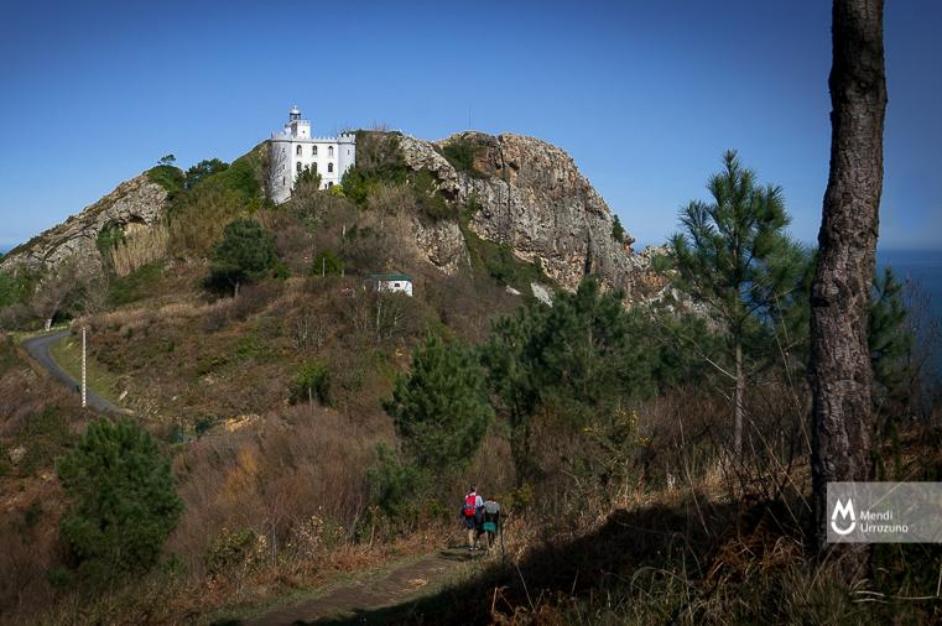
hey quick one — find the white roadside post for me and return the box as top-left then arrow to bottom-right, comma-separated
81,326 -> 87,409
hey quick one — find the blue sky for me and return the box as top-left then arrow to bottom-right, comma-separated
1,0 -> 939,251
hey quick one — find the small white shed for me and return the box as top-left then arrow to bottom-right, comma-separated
368,272 -> 414,297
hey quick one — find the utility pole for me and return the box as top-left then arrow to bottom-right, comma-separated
81,326 -> 87,409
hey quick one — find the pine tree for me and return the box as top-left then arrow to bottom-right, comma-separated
612,214 -> 626,244
668,150 -> 805,457
57,419 -> 182,584
484,278 -> 656,483
869,268 -> 913,416
385,335 -> 492,472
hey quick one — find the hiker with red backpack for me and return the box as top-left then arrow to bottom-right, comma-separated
461,486 -> 484,551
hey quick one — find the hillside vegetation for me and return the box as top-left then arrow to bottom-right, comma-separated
0,134 -> 939,625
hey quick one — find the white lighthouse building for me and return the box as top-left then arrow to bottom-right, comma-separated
268,106 -> 356,203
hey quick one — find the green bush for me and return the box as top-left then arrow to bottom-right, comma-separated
442,137 -> 484,177
461,220 -> 546,290
207,219 -> 279,295
16,407 -> 74,475
184,158 -> 229,190
290,360 -> 331,405
296,165 -> 322,189
96,222 -> 125,257
311,250 -> 344,276
367,443 -> 424,520
211,156 -> 261,199
146,165 -> 185,195
108,262 -> 164,306
0,269 -> 36,308
411,170 -> 453,221
56,419 -> 183,584
204,527 -> 259,577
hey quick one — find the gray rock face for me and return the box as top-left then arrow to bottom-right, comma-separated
410,215 -> 468,275
1,175 -> 168,275
398,131 -> 655,298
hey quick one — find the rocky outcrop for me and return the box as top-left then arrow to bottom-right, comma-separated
1,175 -> 168,276
397,132 -> 657,298
410,216 -> 468,275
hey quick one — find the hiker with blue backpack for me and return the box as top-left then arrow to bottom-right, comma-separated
461,486 -> 484,551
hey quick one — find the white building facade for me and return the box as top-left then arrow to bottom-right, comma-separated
268,106 -> 356,203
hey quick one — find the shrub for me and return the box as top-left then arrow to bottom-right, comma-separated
146,165 -> 185,195
204,527 -> 261,577
296,165 -> 322,189
207,219 -> 279,295
442,137 -> 484,177
311,250 -> 344,276
367,443 -> 424,520
15,406 -> 74,475
95,222 -> 125,258
108,262 -> 164,306
290,361 -> 331,406
184,158 -> 229,190
411,170 -> 453,221
0,269 -> 36,308
461,221 -> 546,290
56,419 -> 183,584
199,146 -> 265,200
168,185 -> 252,256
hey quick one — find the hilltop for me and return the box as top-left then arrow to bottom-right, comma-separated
0,130 -> 665,303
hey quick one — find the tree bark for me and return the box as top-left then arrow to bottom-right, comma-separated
810,0 -> 887,558
734,341 -> 744,458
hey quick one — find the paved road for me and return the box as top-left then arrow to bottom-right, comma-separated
22,329 -> 128,414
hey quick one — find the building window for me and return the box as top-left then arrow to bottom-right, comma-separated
328,146 -> 334,157
312,162 -> 318,173
296,162 -> 302,173
296,145 -> 302,156
394,282 -> 401,288
327,162 -> 334,173
327,181 -> 334,188
312,145 -> 318,156
282,176 -> 285,185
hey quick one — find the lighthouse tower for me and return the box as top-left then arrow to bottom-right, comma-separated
267,106 -> 356,203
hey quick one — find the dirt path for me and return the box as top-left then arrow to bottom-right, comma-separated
238,548 -> 478,626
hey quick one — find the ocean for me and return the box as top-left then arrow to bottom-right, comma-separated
878,249 -> 942,377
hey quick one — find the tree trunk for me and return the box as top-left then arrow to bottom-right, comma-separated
734,341 -> 744,458
810,0 -> 887,559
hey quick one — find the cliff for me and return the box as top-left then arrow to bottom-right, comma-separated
396,131 -> 665,299
0,175 -> 169,276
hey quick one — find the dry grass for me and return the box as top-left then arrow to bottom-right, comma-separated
110,223 -> 169,277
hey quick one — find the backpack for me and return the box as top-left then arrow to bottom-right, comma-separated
463,493 -> 477,518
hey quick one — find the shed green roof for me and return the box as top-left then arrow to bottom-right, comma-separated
368,273 -> 413,282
